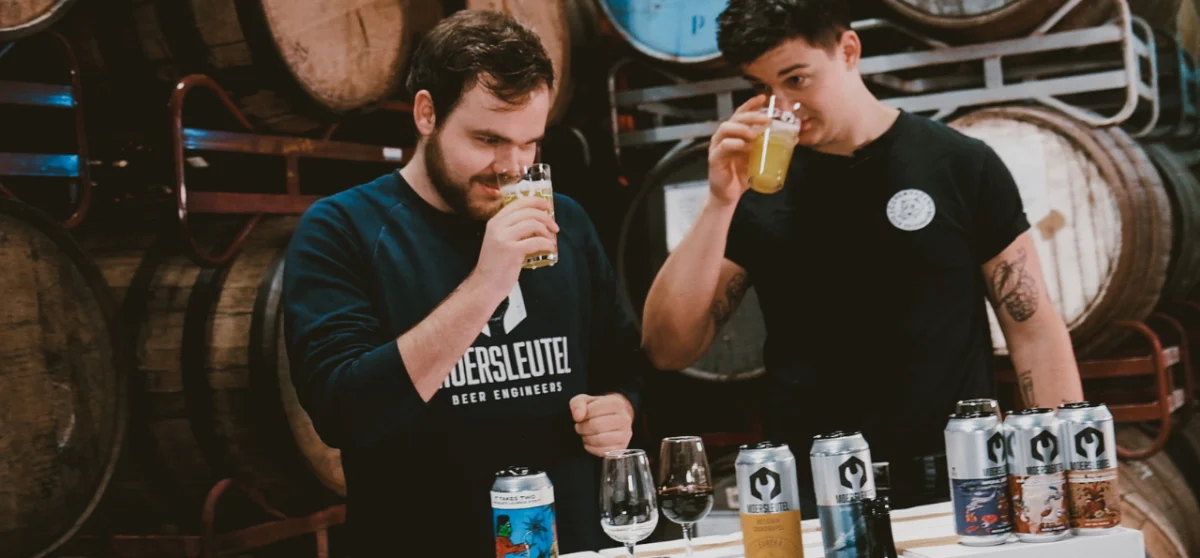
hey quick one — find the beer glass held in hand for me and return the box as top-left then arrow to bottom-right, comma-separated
500,163 -> 558,269
746,97 -> 801,195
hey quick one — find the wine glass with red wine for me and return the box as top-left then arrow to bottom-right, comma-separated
657,436 -> 714,556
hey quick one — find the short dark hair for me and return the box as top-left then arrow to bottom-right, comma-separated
717,0 -> 852,67
406,10 -> 555,122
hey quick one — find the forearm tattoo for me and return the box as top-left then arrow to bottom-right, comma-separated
711,271 -> 749,329
1017,369 -> 1036,407
991,248 -> 1038,322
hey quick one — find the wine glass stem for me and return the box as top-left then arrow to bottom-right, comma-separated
683,523 -> 695,557
625,542 -> 636,557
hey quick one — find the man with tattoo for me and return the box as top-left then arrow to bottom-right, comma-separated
640,0 -> 1083,511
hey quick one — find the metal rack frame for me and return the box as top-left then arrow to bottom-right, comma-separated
0,29 -> 92,228
608,0 -> 1153,156
998,316 -> 1195,460
58,479 -> 344,558
170,75 -> 414,267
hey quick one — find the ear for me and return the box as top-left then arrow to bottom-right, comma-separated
413,90 -> 437,136
839,30 -> 862,70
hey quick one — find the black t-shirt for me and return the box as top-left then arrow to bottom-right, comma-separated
725,111 -> 1030,463
282,172 -> 646,556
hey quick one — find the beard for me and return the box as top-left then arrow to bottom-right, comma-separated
425,130 -> 501,221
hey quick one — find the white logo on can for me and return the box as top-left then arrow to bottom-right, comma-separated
886,189 -> 936,231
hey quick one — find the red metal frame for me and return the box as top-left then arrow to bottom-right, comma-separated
0,29 -> 92,228
58,478 -> 344,558
998,319 -> 1194,460
170,74 -> 414,267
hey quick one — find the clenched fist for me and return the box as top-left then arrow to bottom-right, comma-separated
569,393 -> 634,457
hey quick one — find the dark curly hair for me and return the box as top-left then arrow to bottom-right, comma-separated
717,0 -> 852,67
406,10 -> 555,123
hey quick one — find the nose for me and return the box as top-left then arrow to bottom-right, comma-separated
492,145 -> 526,181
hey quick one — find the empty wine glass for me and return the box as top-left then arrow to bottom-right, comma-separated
600,449 -> 659,557
657,436 -> 714,556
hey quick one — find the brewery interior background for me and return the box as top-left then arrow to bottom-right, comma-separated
3,0 -> 1200,556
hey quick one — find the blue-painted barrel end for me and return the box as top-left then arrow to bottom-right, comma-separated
598,0 -> 731,64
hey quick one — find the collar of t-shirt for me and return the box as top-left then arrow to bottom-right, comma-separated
804,110 -> 910,170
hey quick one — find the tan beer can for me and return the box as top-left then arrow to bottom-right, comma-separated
736,442 -> 805,557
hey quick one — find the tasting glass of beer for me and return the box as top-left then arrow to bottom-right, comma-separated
499,163 -> 558,269
746,96 -> 801,195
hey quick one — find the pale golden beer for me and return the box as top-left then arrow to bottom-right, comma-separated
500,163 -> 557,269
747,104 -> 801,195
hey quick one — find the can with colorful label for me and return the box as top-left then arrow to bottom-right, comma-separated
1058,402 -> 1121,534
1004,408 -> 1070,542
492,466 -> 558,558
945,411 -> 1012,546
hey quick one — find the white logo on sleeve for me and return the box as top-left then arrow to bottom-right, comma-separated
481,282 -> 527,337
886,189 -> 936,231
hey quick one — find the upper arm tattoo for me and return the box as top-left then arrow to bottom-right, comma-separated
990,248 -> 1038,322
711,271 -> 750,329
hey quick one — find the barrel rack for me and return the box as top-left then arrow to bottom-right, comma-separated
60,481 -> 344,558
0,29 -> 92,228
169,75 -> 413,267
58,72 -> 417,557
997,312 -> 1196,460
608,0 -> 1154,157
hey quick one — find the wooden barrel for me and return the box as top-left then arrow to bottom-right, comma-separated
465,0 -> 583,122
0,199 -> 126,558
948,106 -> 1173,358
595,0 -> 728,65
879,0 -> 1176,43
0,0 -> 77,41
617,142 -> 767,382
1118,426 -> 1200,557
83,216 -> 341,531
1143,144 -> 1200,305
1164,421 -> 1200,517
1182,0 -> 1200,62
108,0 -> 422,135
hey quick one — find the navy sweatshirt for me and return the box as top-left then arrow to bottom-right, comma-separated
282,171 -> 647,556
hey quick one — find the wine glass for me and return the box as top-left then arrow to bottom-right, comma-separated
601,449 -> 659,557
658,436 -> 714,557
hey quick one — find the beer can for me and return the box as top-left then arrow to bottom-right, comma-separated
811,431 -> 876,558
945,412 -> 1013,546
1004,409 -> 1069,542
491,466 -> 558,558
956,398 -> 1003,422
1057,402 -> 1121,534
736,442 -> 805,558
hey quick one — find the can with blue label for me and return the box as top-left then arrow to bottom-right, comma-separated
492,466 -> 558,558
945,411 -> 1013,546
811,431 -> 875,558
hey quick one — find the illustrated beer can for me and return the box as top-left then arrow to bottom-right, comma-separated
736,442 -> 805,558
1058,402 -> 1121,534
811,431 -> 876,558
1004,409 -> 1070,542
491,466 -> 558,558
945,412 -> 1012,546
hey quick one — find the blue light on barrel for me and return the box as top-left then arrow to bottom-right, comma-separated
597,0 -> 730,64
